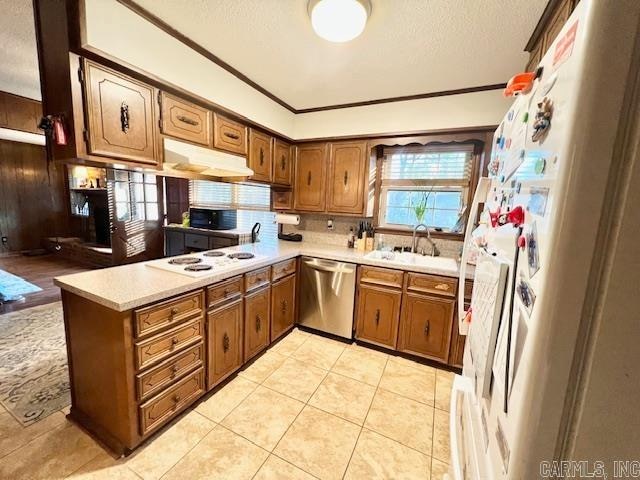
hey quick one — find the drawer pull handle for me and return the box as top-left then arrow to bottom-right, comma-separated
435,283 -> 450,291
176,114 -> 199,126
424,320 -> 430,336
120,102 -> 129,133
307,171 -> 312,186
374,309 -> 380,326
171,337 -> 179,347
172,394 -> 181,405
224,131 -> 240,140
222,333 -> 230,353
281,300 -> 287,314
343,170 -> 348,186
170,307 -> 179,316
259,147 -> 264,166
255,314 -> 261,332
281,155 -> 286,170
171,364 -> 179,377
223,289 -> 230,297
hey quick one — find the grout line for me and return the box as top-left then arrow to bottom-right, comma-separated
269,452 -> 322,479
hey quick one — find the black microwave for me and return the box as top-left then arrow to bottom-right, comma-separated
189,208 -> 237,230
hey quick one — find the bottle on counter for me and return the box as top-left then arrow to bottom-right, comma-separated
347,227 -> 355,248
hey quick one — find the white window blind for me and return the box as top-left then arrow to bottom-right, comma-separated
189,180 -> 276,240
379,145 -> 476,231
382,145 -> 474,185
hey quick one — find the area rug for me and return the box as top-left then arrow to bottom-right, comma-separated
0,302 -> 70,425
0,269 -> 42,302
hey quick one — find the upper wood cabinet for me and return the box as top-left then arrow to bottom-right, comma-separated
525,0 -> 577,70
82,60 -> 159,166
159,92 -> 212,146
272,139 -> 293,186
213,113 -> 247,155
326,141 -> 368,214
248,129 -> 273,182
397,293 -> 455,363
355,284 -> 402,349
293,143 -> 328,212
206,298 -> 243,389
272,190 -> 293,211
0,91 -> 42,134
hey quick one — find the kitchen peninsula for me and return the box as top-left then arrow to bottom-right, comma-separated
55,241 -> 473,455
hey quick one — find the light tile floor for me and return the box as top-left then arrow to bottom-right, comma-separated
0,328 -> 454,480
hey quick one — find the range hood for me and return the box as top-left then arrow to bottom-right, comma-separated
163,138 -> 254,177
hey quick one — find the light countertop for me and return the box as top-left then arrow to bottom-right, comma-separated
54,241 -> 474,312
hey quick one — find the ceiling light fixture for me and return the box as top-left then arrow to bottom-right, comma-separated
308,0 -> 371,43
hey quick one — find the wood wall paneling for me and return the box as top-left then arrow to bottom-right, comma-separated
0,140 -> 68,252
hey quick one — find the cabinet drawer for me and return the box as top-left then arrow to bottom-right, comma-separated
136,342 -> 204,401
213,113 -> 247,155
271,259 -> 296,281
272,190 -> 292,210
184,233 -> 209,250
209,236 -> 236,249
207,276 -> 243,309
406,273 -> 457,297
139,368 -> 204,436
135,318 -> 203,371
160,92 -> 212,146
360,266 -> 404,289
134,291 -> 204,338
245,267 -> 271,292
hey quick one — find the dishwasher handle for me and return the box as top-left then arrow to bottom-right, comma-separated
303,260 -> 355,275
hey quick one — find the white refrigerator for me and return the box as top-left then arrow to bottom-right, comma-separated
450,1 -> 640,478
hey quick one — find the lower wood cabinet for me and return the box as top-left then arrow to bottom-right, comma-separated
397,292 -> 455,362
206,298 -> 244,389
355,284 -> 402,349
271,273 -> 296,341
243,285 -> 271,362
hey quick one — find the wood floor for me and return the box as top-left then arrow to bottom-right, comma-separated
0,253 -> 91,314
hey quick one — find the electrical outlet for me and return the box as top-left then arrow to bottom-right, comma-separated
327,219 -> 334,230
1,236 -> 7,245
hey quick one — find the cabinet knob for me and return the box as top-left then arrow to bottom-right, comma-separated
259,147 -> 264,166
255,314 -> 261,332
120,102 -> 129,133
171,364 -> 179,377
170,307 -> 179,315
343,170 -> 348,186
281,155 -> 286,170
424,320 -> 430,336
434,283 -> 450,291
307,171 -> 312,186
171,337 -> 179,347
281,300 -> 287,314
374,309 -> 380,326
223,289 -> 229,297
172,394 -> 181,405
222,332 -> 230,353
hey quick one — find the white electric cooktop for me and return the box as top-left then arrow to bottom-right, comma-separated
146,249 -> 266,277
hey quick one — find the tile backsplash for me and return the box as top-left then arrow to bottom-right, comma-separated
281,214 -> 463,259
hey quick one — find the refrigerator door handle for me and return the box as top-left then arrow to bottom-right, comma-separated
458,177 -> 492,334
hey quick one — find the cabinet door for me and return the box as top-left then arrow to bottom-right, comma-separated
327,141 -> 367,214
213,113 -> 247,155
272,140 -> 292,186
248,129 -> 272,182
544,0 -> 572,50
355,284 -> 401,349
207,298 -> 243,389
165,231 -> 185,256
244,286 -> 271,362
83,60 -> 158,166
160,92 -> 212,146
271,274 -> 296,342
293,144 -> 328,212
398,293 -> 454,363
272,190 -> 293,211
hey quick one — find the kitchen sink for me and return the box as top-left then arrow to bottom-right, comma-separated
363,250 -> 459,273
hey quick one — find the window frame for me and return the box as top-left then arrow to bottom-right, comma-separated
373,141 -> 485,239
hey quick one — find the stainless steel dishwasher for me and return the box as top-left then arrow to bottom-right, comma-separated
299,256 -> 357,339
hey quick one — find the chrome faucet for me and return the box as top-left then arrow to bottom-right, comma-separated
412,224 -> 440,257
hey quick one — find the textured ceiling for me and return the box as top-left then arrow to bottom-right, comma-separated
0,0 -> 41,100
131,0 -> 547,110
